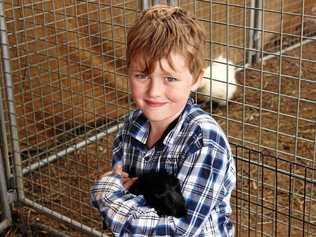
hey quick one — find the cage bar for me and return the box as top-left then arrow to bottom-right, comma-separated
0,0 -> 24,201
0,149 -> 12,232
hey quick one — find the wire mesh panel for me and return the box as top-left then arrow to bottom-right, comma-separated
3,0 -> 136,151
262,0 -> 315,54
2,0 -> 140,235
178,0 -> 252,64
0,0 -> 315,236
216,0 -> 316,167
231,143 -> 316,237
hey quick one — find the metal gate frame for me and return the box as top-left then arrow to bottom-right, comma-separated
0,0 -> 12,232
0,71 -> 13,231
0,150 -> 12,232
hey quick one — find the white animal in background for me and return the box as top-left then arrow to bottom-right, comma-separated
198,56 -> 237,106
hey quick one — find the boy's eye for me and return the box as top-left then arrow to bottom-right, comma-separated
134,73 -> 148,80
165,76 -> 177,82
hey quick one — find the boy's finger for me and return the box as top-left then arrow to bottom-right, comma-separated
121,172 -> 129,178
113,165 -> 123,175
123,177 -> 138,189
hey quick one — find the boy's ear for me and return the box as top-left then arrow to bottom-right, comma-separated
191,70 -> 205,92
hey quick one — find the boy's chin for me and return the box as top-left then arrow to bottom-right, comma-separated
143,111 -> 179,124
143,112 -> 167,122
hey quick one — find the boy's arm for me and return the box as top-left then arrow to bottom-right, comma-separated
91,129 -> 175,235
91,145 -> 236,236
175,145 -> 236,235
91,173 -> 175,235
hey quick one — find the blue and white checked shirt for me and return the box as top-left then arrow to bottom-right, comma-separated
91,98 -> 236,236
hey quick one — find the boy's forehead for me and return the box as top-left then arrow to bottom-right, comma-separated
129,51 -> 188,72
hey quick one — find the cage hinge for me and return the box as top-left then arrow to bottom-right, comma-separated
6,175 -> 17,203
7,189 -> 17,203
7,175 -> 16,190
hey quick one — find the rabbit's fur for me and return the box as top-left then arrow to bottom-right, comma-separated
129,173 -> 187,217
198,56 -> 237,106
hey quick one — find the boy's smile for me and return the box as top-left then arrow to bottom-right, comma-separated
128,51 -> 202,129
144,99 -> 167,108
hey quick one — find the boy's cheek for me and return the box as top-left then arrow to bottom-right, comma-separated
129,84 -> 142,99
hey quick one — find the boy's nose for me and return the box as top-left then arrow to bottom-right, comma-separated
148,78 -> 163,97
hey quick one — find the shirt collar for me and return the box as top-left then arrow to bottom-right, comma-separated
127,97 -> 195,146
127,112 -> 149,144
162,97 -> 194,146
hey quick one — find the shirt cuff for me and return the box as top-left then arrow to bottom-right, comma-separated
91,173 -> 125,204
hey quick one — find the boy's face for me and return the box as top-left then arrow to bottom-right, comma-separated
128,51 -> 202,127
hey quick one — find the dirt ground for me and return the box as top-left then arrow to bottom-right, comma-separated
3,41 -> 315,236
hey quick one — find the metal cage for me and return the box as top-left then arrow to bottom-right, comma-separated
232,143 -> 316,237
0,0 -> 315,236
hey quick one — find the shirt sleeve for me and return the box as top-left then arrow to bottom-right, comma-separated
90,143 -> 235,236
91,174 -> 176,236
91,130 -> 177,236
111,133 -> 123,169
175,145 -> 236,236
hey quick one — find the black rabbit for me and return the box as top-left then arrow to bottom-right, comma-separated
129,173 -> 187,217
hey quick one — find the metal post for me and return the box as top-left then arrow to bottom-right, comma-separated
140,0 -> 173,10
247,0 -> 256,64
0,62 -> 12,184
167,0 -> 178,6
0,2 -> 12,187
254,0 -> 262,62
140,0 -> 151,10
0,149 -> 12,232
247,0 -> 262,65
0,0 -> 24,200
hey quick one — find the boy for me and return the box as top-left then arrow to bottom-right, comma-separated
91,5 -> 236,236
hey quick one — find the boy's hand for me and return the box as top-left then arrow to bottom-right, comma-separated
113,164 -> 138,189
113,164 -> 123,175
121,172 -> 138,189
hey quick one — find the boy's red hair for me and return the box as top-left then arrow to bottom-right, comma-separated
126,5 -> 206,81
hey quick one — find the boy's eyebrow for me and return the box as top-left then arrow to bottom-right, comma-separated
128,56 -> 180,75
160,69 -> 177,76
160,65 -> 178,76
128,64 -> 146,71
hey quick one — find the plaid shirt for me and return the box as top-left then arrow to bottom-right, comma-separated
91,98 -> 236,236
